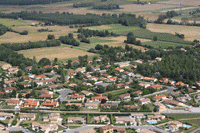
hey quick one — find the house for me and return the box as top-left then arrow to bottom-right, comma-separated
153,94 -> 167,101
7,100 -> 22,106
71,93 -> 85,101
76,67 -> 86,73
39,89 -> 54,95
176,82 -> 189,87
91,95 -> 108,102
48,85 -> 59,90
115,83 -> 125,88
114,61 -> 130,68
92,66 -> 100,71
89,76 -> 98,81
133,60 -> 143,64
53,65 -> 59,69
4,80 -> 16,87
106,65 -> 111,68
139,98 -> 151,105
167,121 -> 183,132
24,99 -> 39,108
42,78 -> 56,85
133,74 -> 144,80
0,112 -> 14,118
163,100 -> 181,107
91,115 -> 109,123
75,128 -> 96,133
196,94 -> 200,99
99,124 -> 113,133
82,82 -> 93,87
19,114 -> 35,121
48,113 -> 63,124
123,105 -> 140,110
4,87 -> 17,93
131,113 -> 146,120
68,70 -> 77,75
32,122 -> 40,131
133,90 -> 142,95
85,102 -> 98,109
118,93 -> 130,100
81,90 -> 93,96
39,94 -> 53,98
103,74 -> 112,78
115,68 -> 124,73
148,84 -> 162,90
101,103 -> 118,109
106,77 -> 118,82
43,65 -> 52,69
136,129 -> 156,133
147,113 -> 165,121
8,68 -> 19,75
20,83 -> 31,88
138,83 -> 151,88
26,66 -> 32,71
41,100 -> 59,108
153,102 -> 167,112
68,117 -> 85,123
87,59 -> 93,64
40,124 -> 58,133
115,116 -> 137,126
35,74 -> 46,80
66,103 -> 82,107
68,83 -> 77,88
170,91 -> 180,97
176,94 -> 191,103
2,64 -> 12,70
96,57 -> 102,62
155,57 -> 162,61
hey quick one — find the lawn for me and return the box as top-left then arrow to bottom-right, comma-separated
142,41 -> 186,48
85,24 -> 191,44
2,105 -> 15,109
17,44 -> 97,62
167,114 -> 200,120
0,18 -> 29,27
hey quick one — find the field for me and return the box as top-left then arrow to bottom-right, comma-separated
17,44 -> 96,62
0,18 -> 32,27
142,41 -> 186,48
147,23 -> 200,41
0,25 -> 76,43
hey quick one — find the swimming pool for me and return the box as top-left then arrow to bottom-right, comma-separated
147,120 -> 157,124
0,118 -> 5,120
167,105 -> 174,108
183,124 -> 191,128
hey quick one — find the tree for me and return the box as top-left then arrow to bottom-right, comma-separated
17,70 -> 23,77
38,58 -> 51,67
181,17 -> 189,25
47,34 -> 55,40
153,36 -> 157,41
18,93 -> 22,98
167,19 -> 173,24
20,30 -> 28,35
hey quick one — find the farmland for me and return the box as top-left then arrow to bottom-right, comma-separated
142,41 -> 186,48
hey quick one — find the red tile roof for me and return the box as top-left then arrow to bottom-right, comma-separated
24,99 -> 39,106
4,86 -> 17,91
35,74 -> 46,79
7,100 -> 21,104
41,100 -> 58,106
153,94 -> 166,100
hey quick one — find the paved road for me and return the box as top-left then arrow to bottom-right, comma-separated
191,127 -> 200,133
57,89 -> 74,101
7,127 -> 34,133
62,125 -> 169,133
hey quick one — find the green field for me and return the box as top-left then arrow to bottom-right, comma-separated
168,114 -> 200,120
85,24 -> 191,44
89,37 -> 115,44
142,41 -> 186,48
0,18 -> 29,27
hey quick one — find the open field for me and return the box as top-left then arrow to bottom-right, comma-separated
0,61 -> 8,67
147,23 -> 200,41
0,25 -> 76,43
0,18 -> 32,27
17,44 -> 96,62
142,41 -> 186,48
116,3 -> 179,13
157,0 -> 200,6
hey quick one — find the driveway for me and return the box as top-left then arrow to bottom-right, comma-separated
57,89 -> 74,101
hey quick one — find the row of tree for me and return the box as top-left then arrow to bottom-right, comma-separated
59,33 -> 80,46
73,2 -> 94,8
0,24 -> 7,36
92,4 -> 120,10
0,0 -> 69,5
154,10 -> 179,24
0,11 -> 146,27
1,39 -> 61,51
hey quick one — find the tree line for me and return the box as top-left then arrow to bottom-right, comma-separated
1,39 -> 61,51
73,2 -> 94,8
0,0 -> 70,5
0,24 -> 7,36
92,4 -> 120,10
0,11 -> 146,27
59,33 -> 80,46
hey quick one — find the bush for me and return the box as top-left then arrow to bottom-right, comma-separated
20,30 -> 28,35
153,36 -> 157,41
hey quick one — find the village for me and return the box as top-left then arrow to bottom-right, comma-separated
0,54 -> 200,133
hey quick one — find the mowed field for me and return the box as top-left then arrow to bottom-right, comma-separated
157,0 -> 200,6
18,44 -> 96,62
0,25 -> 77,43
147,23 -> 200,41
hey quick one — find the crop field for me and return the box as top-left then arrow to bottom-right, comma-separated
85,24 -> 191,44
142,41 -> 186,48
157,0 -> 200,6
0,18 -> 31,27
0,25 -> 77,43
147,23 -> 200,41
17,44 -> 97,62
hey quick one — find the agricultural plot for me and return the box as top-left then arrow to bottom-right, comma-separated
147,23 -> 200,41
17,44 -> 96,62
0,18 -> 30,27
142,41 -> 186,48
